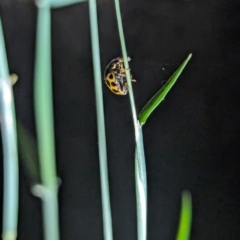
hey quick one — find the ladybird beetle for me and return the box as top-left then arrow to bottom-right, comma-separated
104,57 -> 136,95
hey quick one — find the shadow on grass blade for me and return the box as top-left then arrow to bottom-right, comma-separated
176,190 -> 192,240
138,53 -> 192,125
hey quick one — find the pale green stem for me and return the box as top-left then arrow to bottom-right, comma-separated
113,1 -> 147,240
89,0 -> 113,240
0,18 -> 19,240
34,1 -> 60,240
135,127 -> 147,240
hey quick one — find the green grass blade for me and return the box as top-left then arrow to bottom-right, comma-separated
114,0 -> 139,135
0,18 -> 19,240
34,1 -> 60,240
114,1 -> 147,240
135,127 -> 147,240
176,190 -> 192,240
89,1 -> 113,239
138,53 -> 192,125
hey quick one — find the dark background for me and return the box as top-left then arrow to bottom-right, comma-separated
1,0 -> 240,239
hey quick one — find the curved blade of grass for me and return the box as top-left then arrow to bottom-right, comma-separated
176,190 -> 192,240
114,1 -> 147,240
138,53 -> 192,125
34,1 -> 60,240
89,0 -> 113,239
0,18 -> 19,240
50,0 -> 87,9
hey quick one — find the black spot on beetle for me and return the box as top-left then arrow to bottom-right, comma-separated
105,80 -> 111,86
108,73 -> 114,79
111,82 -> 117,87
112,89 -> 119,93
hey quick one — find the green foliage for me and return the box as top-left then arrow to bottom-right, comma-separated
176,191 -> 192,240
138,54 -> 192,125
0,17 -> 19,240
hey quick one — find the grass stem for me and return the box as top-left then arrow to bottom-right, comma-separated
34,1 -> 60,240
0,18 -> 19,240
89,0 -> 113,239
113,1 -> 147,240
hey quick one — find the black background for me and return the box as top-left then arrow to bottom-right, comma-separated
1,0 -> 240,239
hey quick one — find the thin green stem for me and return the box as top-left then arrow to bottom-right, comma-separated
34,1 -> 60,240
114,1 -> 147,240
135,127 -> 147,240
176,191 -> 192,240
0,18 -> 19,240
114,0 -> 139,137
89,1 -> 113,240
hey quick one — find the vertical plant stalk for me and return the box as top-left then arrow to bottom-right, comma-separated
176,191 -> 192,240
0,18 -> 19,240
114,1 -> 147,240
34,1 -> 60,240
135,127 -> 147,240
89,1 -> 113,240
